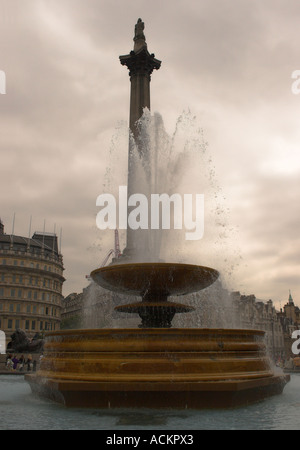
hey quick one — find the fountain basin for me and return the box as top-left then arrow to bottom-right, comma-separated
91,263 -> 219,327
26,328 -> 289,408
91,263 -> 219,297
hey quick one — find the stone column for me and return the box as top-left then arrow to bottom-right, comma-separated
119,19 -> 161,257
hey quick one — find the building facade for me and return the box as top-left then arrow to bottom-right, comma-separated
278,291 -> 300,358
61,292 -> 84,329
0,220 -> 64,340
231,292 -> 285,359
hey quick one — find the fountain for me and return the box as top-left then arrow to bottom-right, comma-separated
91,263 -> 219,328
25,19 -> 289,408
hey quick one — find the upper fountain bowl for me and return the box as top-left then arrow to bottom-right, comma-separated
90,262 -> 219,297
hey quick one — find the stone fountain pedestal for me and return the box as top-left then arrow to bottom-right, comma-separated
26,263 -> 289,409
26,327 -> 289,408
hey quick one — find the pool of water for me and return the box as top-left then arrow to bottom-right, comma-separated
0,374 -> 299,430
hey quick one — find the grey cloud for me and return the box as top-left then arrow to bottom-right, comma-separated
1,0 -> 300,304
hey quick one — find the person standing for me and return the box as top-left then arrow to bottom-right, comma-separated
18,355 -> 25,371
12,355 -> 19,370
26,354 -> 32,372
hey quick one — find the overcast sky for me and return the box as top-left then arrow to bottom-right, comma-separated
0,0 -> 299,308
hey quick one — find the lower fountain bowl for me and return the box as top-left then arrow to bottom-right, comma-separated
26,328 -> 289,408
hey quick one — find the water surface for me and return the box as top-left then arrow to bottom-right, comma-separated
0,374 -> 299,430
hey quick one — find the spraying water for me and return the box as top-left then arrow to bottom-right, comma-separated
85,109 -> 241,328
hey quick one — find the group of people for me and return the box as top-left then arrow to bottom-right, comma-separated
5,353 -> 37,372
283,356 -> 300,370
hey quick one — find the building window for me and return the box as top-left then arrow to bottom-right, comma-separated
10,289 -> 15,297
7,319 -> 13,329
27,291 -> 32,299
32,321 -> 36,330
2,259 -> 6,265
15,319 -> 20,329
25,320 -> 30,330
26,305 -> 31,313
9,304 -> 14,312
16,304 -> 21,313
33,305 -> 37,314
0,288 -> 4,297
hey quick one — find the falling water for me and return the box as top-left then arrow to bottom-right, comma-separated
84,109 -> 241,328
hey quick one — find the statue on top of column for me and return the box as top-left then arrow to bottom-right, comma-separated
134,18 -> 147,51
